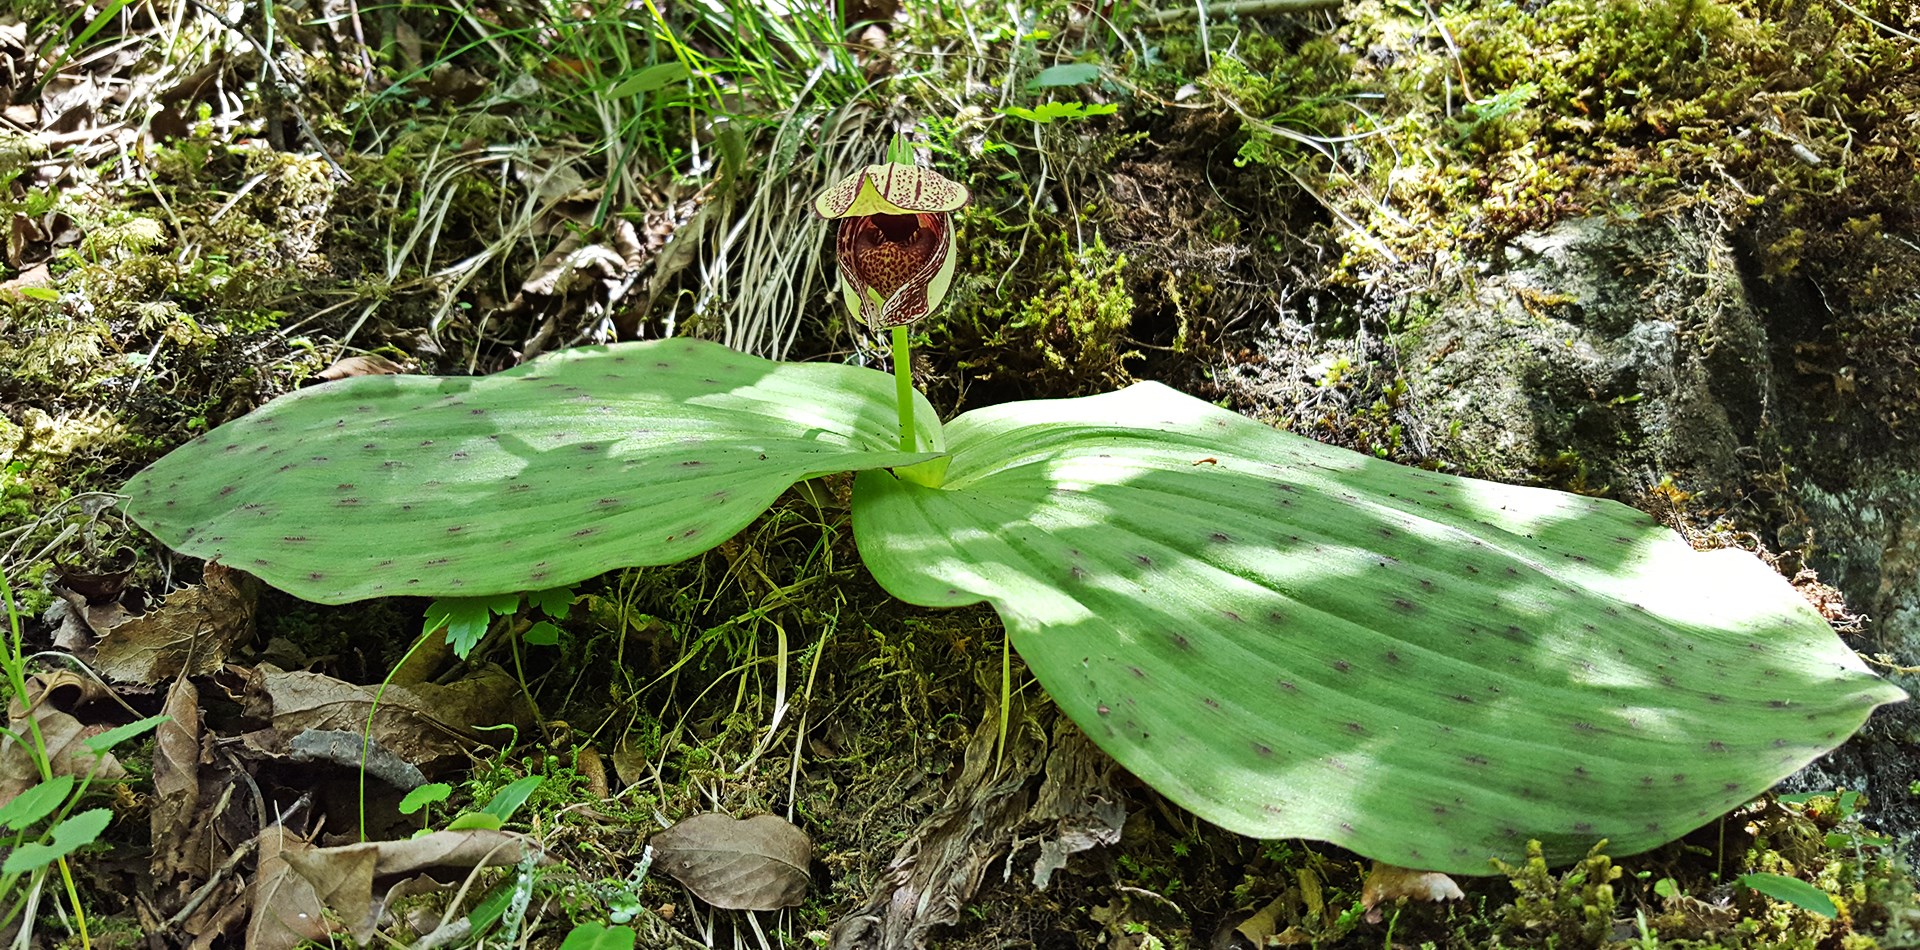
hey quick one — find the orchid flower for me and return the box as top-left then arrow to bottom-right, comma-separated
814,154 -> 971,454
812,162 -> 971,330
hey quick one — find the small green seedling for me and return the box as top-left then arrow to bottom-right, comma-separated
397,782 -> 452,833
445,775 -> 544,831
396,774 -> 543,837
121,147 -> 1905,875
425,586 -> 573,657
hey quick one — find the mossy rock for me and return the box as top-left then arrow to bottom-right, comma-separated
1398,212 -> 1767,495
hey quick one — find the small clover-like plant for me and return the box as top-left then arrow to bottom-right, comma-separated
121,140 -> 1905,876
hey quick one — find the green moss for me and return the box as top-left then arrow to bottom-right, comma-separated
938,227 -> 1138,398
1494,840 -> 1622,945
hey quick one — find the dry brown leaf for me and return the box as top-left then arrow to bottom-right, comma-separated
575,744 -> 609,799
1027,728 -> 1125,890
282,842 -> 378,939
246,830 -> 338,950
151,676 -> 207,879
369,828 -> 538,875
184,883 -> 248,950
307,354 -> 412,383
246,663 -> 534,767
1223,892 -> 1319,947
0,260 -> 52,295
651,813 -> 811,911
365,873 -> 455,942
286,729 -> 427,790
526,241 -> 628,296
50,560 -> 134,604
281,830 -> 539,942
610,732 -> 648,790
93,562 -> 256,684
1360,861 -> 1464,924
0,705 -> 128,807
153,677 -> 200,800
47,592 -> 130,650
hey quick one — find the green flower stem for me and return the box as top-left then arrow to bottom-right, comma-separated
892,325 -> 913,452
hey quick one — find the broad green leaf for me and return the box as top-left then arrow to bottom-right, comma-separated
48,809 -> 111,850
1028,62 -> 1100,89
1739,872 -> 1837,917
559,922 -> 636,950
124,339 -> 942,604
82,715 -> 169,757
398,782 -> 452,815
0,776 -> 75,831
479,775 -> 543,823
18,287 -> 58,302
852,382 -> 1904,875
2,808 -> 112,873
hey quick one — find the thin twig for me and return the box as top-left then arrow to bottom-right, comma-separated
156,791 -> 311,935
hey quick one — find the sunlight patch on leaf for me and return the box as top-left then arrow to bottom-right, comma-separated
852,382 -> 1905,874
123,338 -> 941,604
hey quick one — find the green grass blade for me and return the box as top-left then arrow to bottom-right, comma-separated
1739,872 -> 1837,917
852,382 -> 1904,875
125,339 -> 941,604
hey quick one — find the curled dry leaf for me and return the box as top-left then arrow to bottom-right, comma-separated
92,561 -> 257,684
281,829 -> 542,943
519,232 -> 630,297
244,662 -> 534,767
1027,727 -> 1126,890
247,830 -> 336,950
650,813 -> 811,911
1360,861 -> 1465,924
307,353 -> 412,384
1227,891 -> 1305,948
0,702 -> 128,807
50,556 -> 135,604
11,669 -> 117,715
151,676 -> 209,880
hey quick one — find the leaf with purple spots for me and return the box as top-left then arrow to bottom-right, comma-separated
123,338 -> 941,603
851,382 -> 1905,875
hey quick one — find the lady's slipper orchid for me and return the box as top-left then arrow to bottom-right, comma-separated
814,162 -> 970,329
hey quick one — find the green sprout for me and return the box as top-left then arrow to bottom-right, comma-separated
118,145 -> 1904,878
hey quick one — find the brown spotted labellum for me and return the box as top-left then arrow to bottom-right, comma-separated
813,162 -> 971,329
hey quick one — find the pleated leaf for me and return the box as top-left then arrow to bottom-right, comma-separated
125,338 -> 940,604
851,382 -> 1904,874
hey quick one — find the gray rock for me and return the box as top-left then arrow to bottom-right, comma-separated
1399,211 -> 1920,852
1402,212 -> 1770,495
